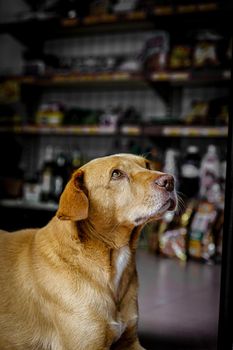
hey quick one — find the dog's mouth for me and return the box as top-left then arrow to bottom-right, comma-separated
134,195 -> 177,226
160,197 -> 176,212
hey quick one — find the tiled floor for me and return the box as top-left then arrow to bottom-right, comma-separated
136,250 -> 221,350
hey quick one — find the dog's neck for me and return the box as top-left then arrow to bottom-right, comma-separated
76,218 -> 142,250
50,217 -> 142,300
76,219 -> 143,299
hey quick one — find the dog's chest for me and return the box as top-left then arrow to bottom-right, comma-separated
113,245 -> 130,291
110,318 -> 127,342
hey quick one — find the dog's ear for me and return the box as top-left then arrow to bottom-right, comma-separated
56,170 -> 88,221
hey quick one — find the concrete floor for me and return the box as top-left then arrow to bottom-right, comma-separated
136,250 -> 221,350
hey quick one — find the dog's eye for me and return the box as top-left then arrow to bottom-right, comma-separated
111,169 -> 124,179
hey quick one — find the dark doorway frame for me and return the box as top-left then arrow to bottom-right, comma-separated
217,59 -> 233,350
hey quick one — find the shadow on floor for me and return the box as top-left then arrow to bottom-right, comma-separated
139,331 -> 217,350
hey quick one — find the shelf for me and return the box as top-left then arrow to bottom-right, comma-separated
0,125 -> 118,135
15,72 -> 149,90
144,125 -> 228,137
0,125 -> 228,138
0,4 -> 231,46
0,125 -> 141,136
150,70 -> 231,85
5,70 -> 231,89
0,199 -> 58,211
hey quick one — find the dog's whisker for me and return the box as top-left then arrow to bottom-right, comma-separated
174,193 -> 187,215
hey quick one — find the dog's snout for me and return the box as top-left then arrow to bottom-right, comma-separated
155,174 -> 174,192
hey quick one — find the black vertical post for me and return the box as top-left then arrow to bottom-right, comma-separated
217,61 -> 233,350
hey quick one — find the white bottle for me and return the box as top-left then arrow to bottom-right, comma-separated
163,149 -> 179,188
163,149 -> 177,175
199,145 -> 220,199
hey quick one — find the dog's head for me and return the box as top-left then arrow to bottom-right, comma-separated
56,154 -> 177,229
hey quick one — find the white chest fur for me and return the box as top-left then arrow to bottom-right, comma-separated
114,245 -> 130,291
110,320 -> 127,342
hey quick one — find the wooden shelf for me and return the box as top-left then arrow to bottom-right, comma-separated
0,125 -> 117,136
0,3 -> 231,46
0,199 -> 58,211
0,125 -> 228,138
5,70 -> 231,89
150,70 -> 231,84
144,125 -> 228,137
15,72 -> 149,90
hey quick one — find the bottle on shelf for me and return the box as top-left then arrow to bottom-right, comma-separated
52,151 -> 70,202
179,145 -> 201,199
199,144 -> 221,201
163,148 -> 179,183
71,149 -> 83,172
40,146 -> 55,202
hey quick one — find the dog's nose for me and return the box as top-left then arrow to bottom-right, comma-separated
155,174 -> 174,192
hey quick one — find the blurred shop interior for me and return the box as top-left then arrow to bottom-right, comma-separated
0,0 -> 232,349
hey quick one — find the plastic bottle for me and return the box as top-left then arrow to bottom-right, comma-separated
163,148 -> 179,179
199,144 -> 220,200
52,152 -> 69,202
179,145 -> 201,199
40,145 -> 55,202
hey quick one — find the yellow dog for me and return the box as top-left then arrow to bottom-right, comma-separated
0,154 -> 176,350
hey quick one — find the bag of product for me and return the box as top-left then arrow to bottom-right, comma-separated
158,200 -> 196,261
188,201 -> 217,261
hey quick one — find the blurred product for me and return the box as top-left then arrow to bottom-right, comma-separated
71,55 -> 118,73
188,201 -> 217,261
23,59 -> 46,76
169,45 -> 192,70
20,0 -> 56,20
23,181 -> 41,203
99,106 -> 121,127
184,97 -> 229,126
184,100 -> 209,125
40,146 -> 55,202
52,152 -> 70,202
158,199 -> 196,261
23,51 -> 61,75
160,228 -> 187,261
163,148 -> 179,181
71,149 -> 84,171
0,81 -> 20,104
117,56 -> 140,73
193,41 -> 218,67
193,31 -> 221,68
141,32 -> 170,72
112,0 -> 137,13
36,102 -> 64,126
64,107 -> 102,125
117,106 -> 141,126
199,145 -> 220,200
179,145 -> 201,199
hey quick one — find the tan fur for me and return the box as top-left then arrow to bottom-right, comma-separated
0,154 -> 176,350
